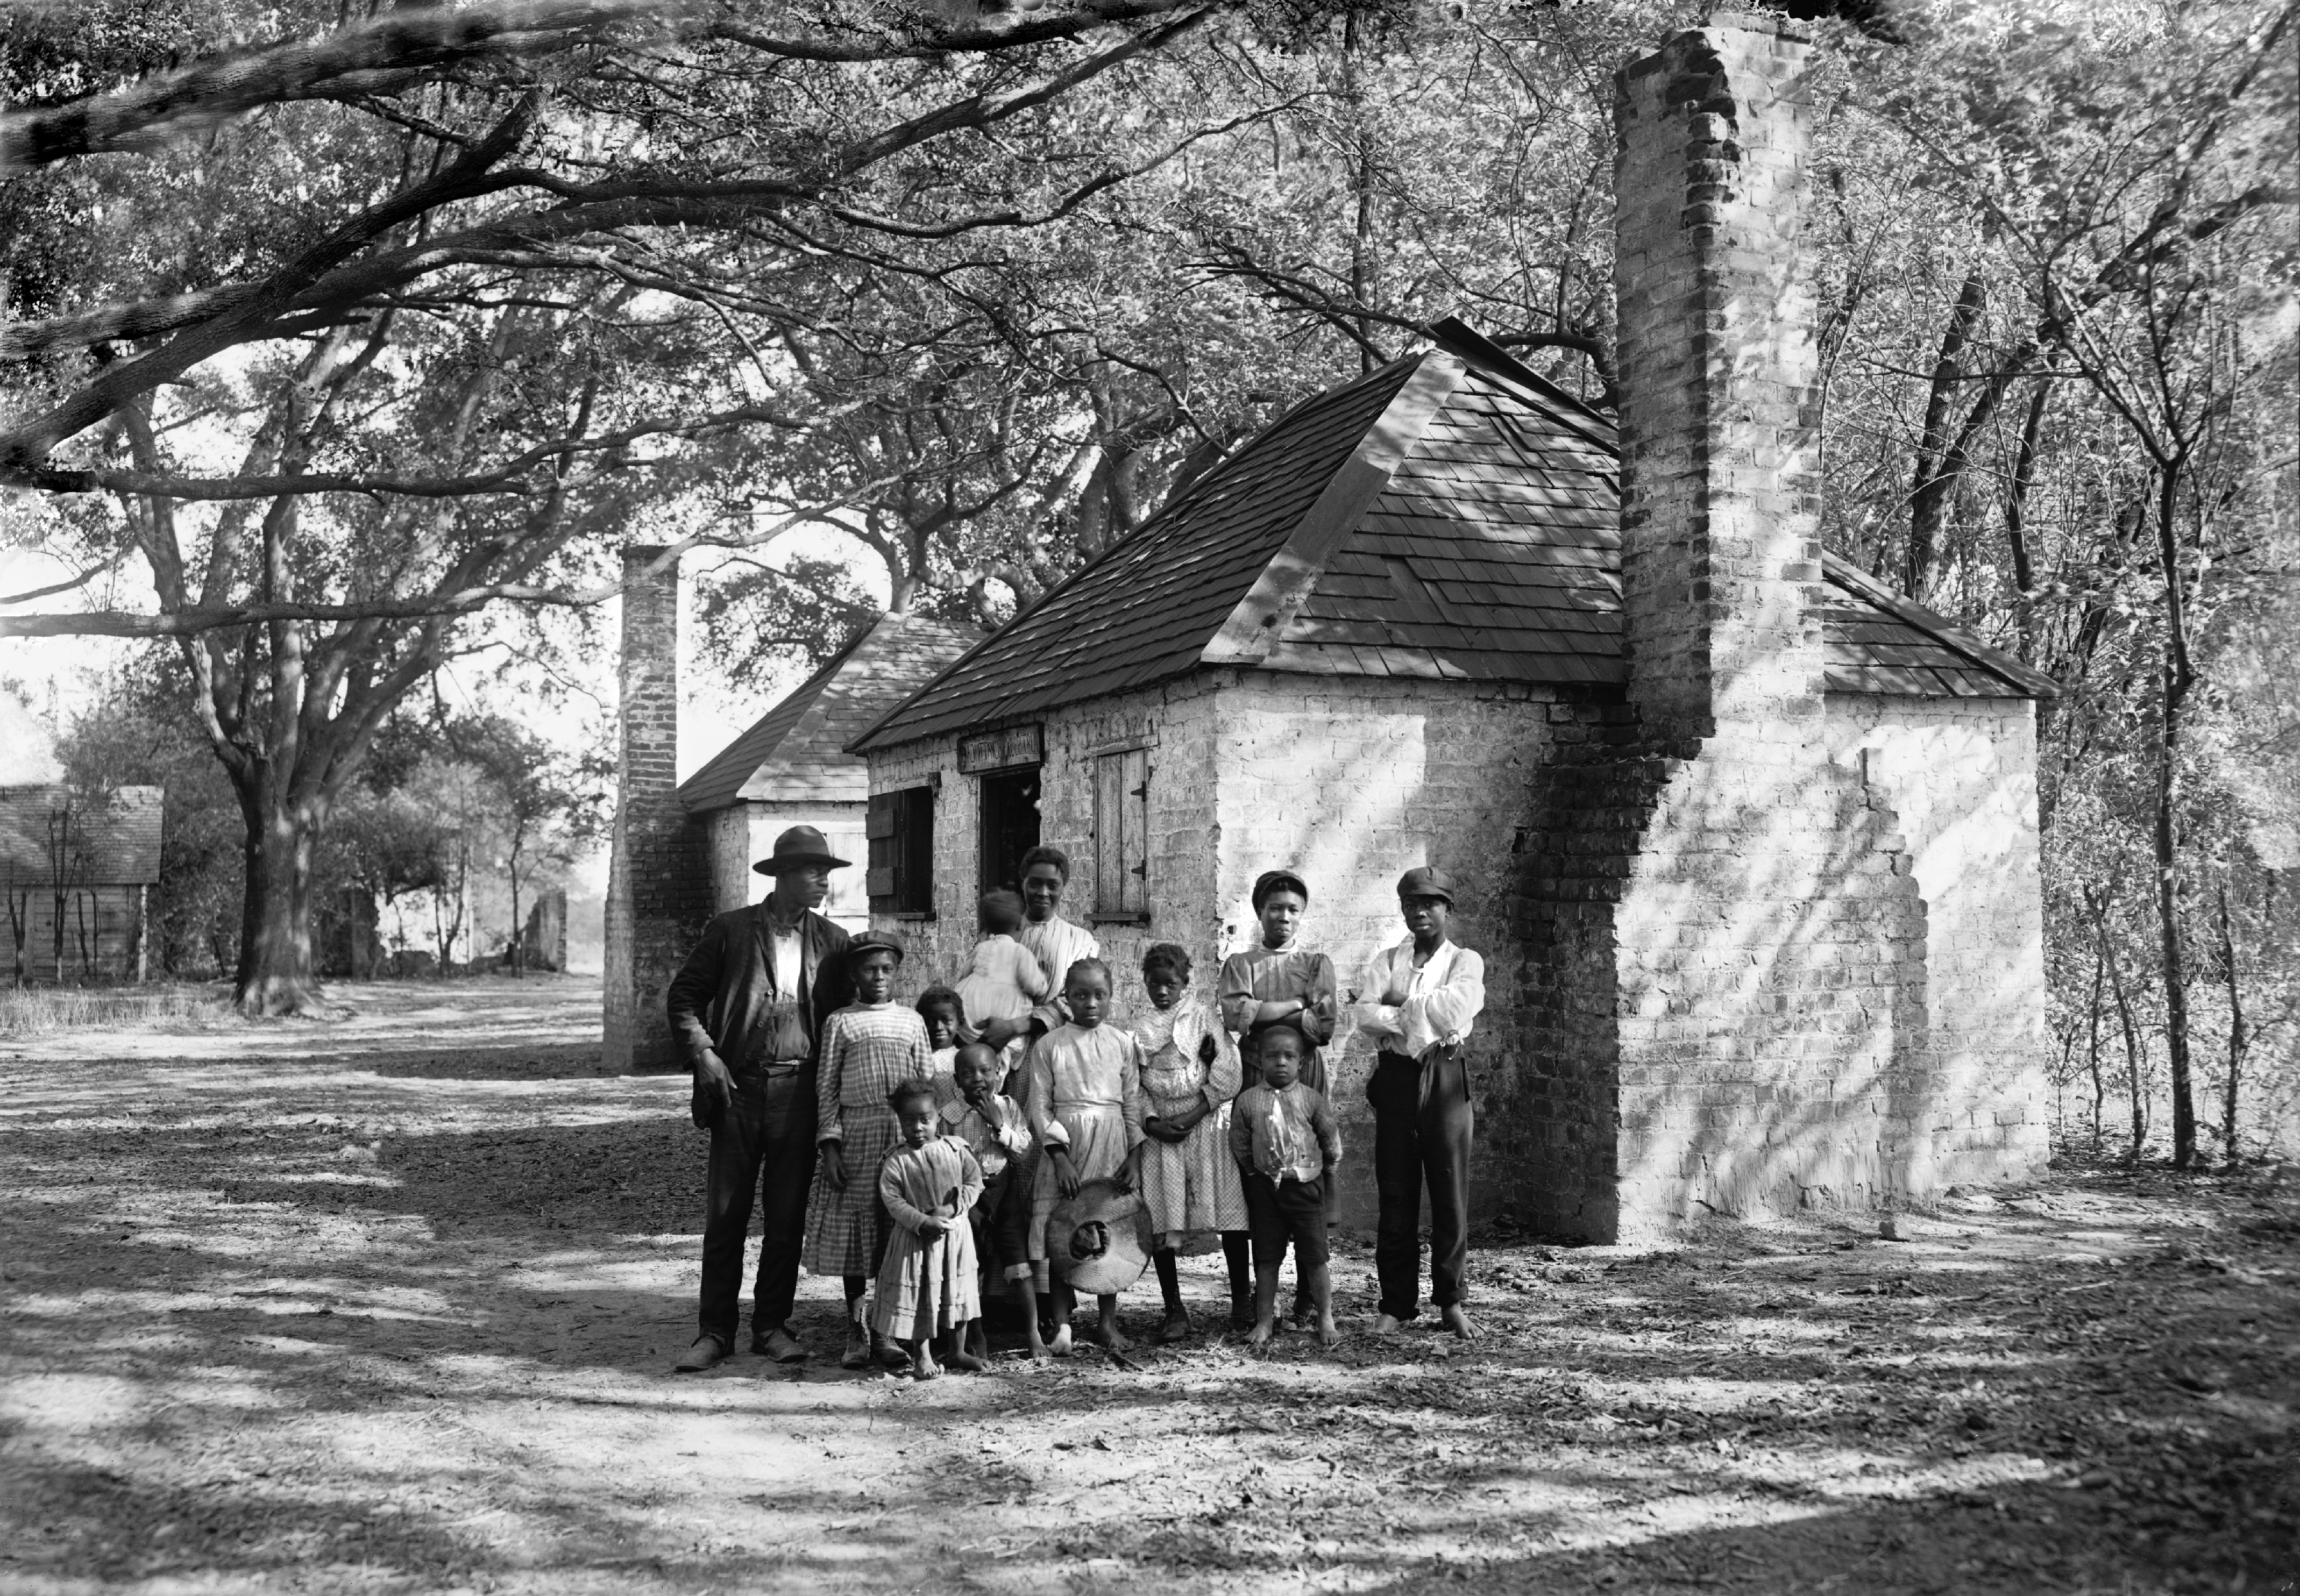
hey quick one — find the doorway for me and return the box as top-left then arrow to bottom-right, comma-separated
978,766 -> 1042,898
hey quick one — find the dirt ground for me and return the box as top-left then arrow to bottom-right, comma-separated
1,977 -> 2292,1595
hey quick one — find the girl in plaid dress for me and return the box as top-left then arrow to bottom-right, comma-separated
804,933 -> 933,1370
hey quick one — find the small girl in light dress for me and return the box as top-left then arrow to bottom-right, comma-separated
1028,957 -> 1145,1355
1129,943 -> 1252,1340
956,889 -> 1049,1077
873,1077 -> 986,1379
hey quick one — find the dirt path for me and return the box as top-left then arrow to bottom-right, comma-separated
2,977 -> 2292,1594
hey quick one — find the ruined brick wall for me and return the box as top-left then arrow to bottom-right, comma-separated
603,546 -> 711,1072
1508,16 -> 1953,1239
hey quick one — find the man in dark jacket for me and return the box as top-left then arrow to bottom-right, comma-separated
666,824 -> 855,1371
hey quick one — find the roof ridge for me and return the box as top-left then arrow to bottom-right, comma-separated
677,615 -> 884,805
1422,315 -> 1618,452
1821,552 -> 2061,699
846,358 -> 1428,753
1201,351 -> 1467,667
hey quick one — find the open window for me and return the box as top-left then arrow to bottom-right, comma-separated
1092,746 -> 1149,923
866,786 -> 935,917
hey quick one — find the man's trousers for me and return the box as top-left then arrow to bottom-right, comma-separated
1368,1045 -> 1472,1322
698,1065 -> 816,1348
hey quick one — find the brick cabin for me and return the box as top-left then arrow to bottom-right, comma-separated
842,16 -> 2057,1240
0,694 -> 164,983
675,610 -> 980,930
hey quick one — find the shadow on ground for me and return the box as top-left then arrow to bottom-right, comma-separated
2,991 -> 2294,1594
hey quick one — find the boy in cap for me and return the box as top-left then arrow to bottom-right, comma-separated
1352,866 -> 1485,1340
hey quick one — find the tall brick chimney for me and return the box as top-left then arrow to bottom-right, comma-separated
1509,14 -> 1935,1240
1614,12 -> 1825,741
603,545 -> 708,1071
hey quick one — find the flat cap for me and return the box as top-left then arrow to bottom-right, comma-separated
1396,865 -> 1456,903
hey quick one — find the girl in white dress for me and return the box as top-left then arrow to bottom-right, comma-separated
1027,957 -> 1145,1355
1128,943 -> 1251,1340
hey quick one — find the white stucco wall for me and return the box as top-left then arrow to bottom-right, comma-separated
1825,693 -> 2051,1184
698,799 -> 869,928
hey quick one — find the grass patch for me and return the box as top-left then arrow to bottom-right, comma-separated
0,982 -> 229,1037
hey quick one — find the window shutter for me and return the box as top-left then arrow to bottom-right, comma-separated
1121,747 -> 1149,916
1095,753 -> 1125,914
867,793 -> 896,907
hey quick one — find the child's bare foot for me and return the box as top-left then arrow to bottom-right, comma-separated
1094,1320 -> 1133,1353
1247,1316 -> 1275,1351
1155,1307 -> 1190,1344
945,1347 -> 987,1372
1316,1312 -> 1340,1348
1372,1313 -> 1405,1335
1442,1304 -> 1479,1341
910,1346 -> 940,1381
1026,1337 -> 1053,1365
1049,1322 -> 1075,1358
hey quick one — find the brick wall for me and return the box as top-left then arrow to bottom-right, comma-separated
1827,695 -> 2052,1184
603,546 -> 711,1072
1209,673 -> 1568,1228
864,676 -> 1223,996
867,669 -> 1572,1230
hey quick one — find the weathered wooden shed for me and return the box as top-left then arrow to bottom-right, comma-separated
0,697 -> 165,982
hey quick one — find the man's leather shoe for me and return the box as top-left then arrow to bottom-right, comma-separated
673,1335 -> 728,1373
752,1326 -> 808,1364
872,1331 -> 907,1370
840,1321 -> 872,1370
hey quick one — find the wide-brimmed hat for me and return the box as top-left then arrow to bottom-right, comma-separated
751,824 -> 850,875
1046,1178 -> 1152,1295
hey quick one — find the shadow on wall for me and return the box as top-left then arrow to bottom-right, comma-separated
1507,729 -> 1946,1243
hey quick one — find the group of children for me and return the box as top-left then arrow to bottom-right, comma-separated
801,882 -> 1345,1378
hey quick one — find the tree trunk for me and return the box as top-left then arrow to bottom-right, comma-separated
2151,461 -> 2198,1168
508,849 -> 524,978
2086,887 -> 2148,1162
233,769 -> 324,1016
1906,269 -> 1986,600
2086,947 -> 2106,1151
2216,882 -> 2246,1169
2004,378 -> 2049,662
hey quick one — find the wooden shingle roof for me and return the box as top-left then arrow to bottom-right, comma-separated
0,786 -> 164,885
850,325 -> 2053,753
679,611 -> 979,813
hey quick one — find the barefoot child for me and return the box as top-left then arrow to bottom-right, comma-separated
1229,1016 -> 1342,1350
1027,957 -> 1145,1356
956,889 -> 1048,1080
1129,943 -> 1251,1340
803,932 -> 934,1371
941,1041 -> 1045,1361
874,1077 -> 986,1379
